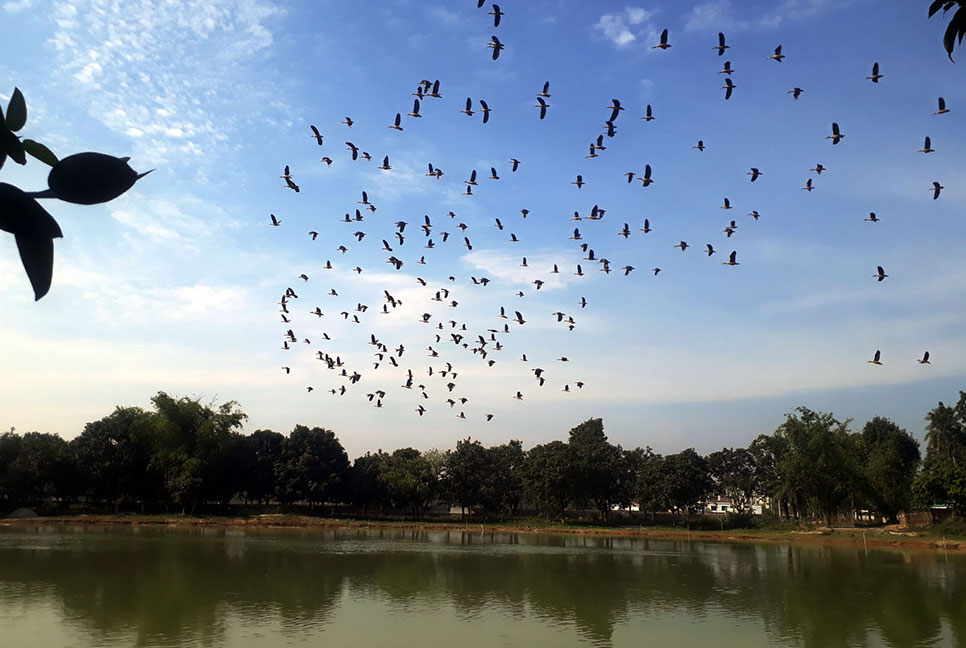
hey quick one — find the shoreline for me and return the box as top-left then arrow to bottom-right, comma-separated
3,514 -> 964,552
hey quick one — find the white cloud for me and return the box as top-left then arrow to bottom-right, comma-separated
2,0 -> 33,12
49,0 -> 285,167
684,0 -> 861,32
593,7 -> 658,48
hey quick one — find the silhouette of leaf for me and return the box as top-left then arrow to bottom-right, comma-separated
0,127 -> 26,166
15,234 -> 54,301
0,182 -> 63,238
47,152 -> 147,204
5,87 -> 26,132
22,139 -> 58,167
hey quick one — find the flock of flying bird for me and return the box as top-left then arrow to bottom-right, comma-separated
270,5 -> 949,421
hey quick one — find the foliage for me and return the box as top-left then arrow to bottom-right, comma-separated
443,437 -> 488,514
377,448 -> 438,517
929,0 -> 966,60
662,449 -> 713,514
480,439 -> 524,515
913,392 -> 966,514
707,447 -> 758,512
566,418 -> 622,520
522,440 -> 572,521
274,425 -> 349,508
858,417 -> 920,521
0,87 -> 149,300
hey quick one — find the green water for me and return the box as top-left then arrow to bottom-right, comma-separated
0,525 -> 964,647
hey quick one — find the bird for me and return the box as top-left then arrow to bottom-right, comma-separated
282,366 -> 290,374
918,351 -> 931,365
465,169 -> 478,185
866,62 -> 883,83
388,113 -> 403,131
479,99 -> 491,123
705,244 -> 716,256
868,350 -> 882,365
934,97 -> 950,115
309,125 -> 323,145
749,210 -> 761,221
639,164 -> 653,187
537,81 -> 551,98
489,167 -> 500,180
811,163 -> 826,175
640,219 -> 651,233
652,268 -> 662,276
459,97 -> 474,116
874,266 -> 888,281
788,87 -> 804,100
803,178 -> 814,191
722,250 -> 739,266
345,142 -> 359,160
652,28 -> 670,50
918,136 -> 935,153
827,122 -> 844,144
341,116 -> 353,128
693,140 -> 705,151
407,98 -> 422,118
931,181 -> 944,199
270,213 -> 281,226
713,32 -> 729,55
535,97 -> 549,119
721,197 -> 732,209
489,4 -> 504,27
768,45 -> 785,62
748,168 -> 762,182
572,175 -> 585,189
606,98 -> 625,122
377,156 -> 391,171
673,240 -> 689,251
509,158 -> 521,171
721,78 -> 736,100
488,35 -> 504,59
641,104 -> 655,122
718,61 -> 734,75
864,212 -> 879,222
320,156 -> 332,166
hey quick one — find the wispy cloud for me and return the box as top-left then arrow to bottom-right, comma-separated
49,0 -> 285,167
593,6 -> 659,48
2,0 -> 33,12
685,0 -> 860,32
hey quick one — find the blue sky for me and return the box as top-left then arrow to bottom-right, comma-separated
1,0 -> 965,458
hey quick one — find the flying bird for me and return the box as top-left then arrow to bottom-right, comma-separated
713,32 -> 729,55
931,181 -> 944,199
721,77 -> 736,100
788,87 -> 804,100
934,97 -> 950,115
866,62 -> 883,83
641,104 -> 654,121
388,113 -> 403,131
572,175 -> 585,189
535,97 -> 549,119
748,168 -> 762,182
488,35 -> 504,59
868,350 -> 882,365
918,136 -> 935,153
538,81 -> 551,98
722,250 -> 739,266
827,122 -> 844,144
918,351 -> 931,365
479,99 -> 491,123
768,45 -> 785,62
489,4 -> 503,27
652,28 -> 671,50
309,125 -> 323,145
874,266 -> 888,281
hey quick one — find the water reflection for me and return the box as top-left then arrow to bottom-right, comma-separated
0,525 -> 963,647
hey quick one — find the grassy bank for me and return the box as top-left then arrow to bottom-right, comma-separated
4,513 -> 965,552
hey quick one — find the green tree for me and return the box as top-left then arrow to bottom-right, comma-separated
748,433 -> 790,517
348,451 -> 390,514
707,447 -> 758,512
858,417 -> 920,521
378,448 -> 438,518
662,448 -> 713,515
913,393 -> 966,514
444,437 -> 488,516
523,440 -> 572,521
71,406 -> 157,512
480,439 -> 525,515
567,418 -> 622,520
239,429 -> 284,505
635,449 -> 667,515
274,425 -> 349,509
774,408 -> 858,524
0,431 -> 73,508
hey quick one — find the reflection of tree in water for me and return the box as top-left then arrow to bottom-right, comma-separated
1,527 -> 965,647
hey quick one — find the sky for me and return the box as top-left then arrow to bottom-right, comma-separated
1,0 -> 965,458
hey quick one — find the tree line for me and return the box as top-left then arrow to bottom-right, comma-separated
2,391 -> 965,523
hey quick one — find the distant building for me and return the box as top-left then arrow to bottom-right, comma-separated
703,496 -> 766,515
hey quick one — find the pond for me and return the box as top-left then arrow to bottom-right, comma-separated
0,524 -> 963,647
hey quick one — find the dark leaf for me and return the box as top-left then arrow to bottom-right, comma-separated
929,0 -> 947,17
22,139 -> 59,167
5,87 -> 26,132
944,18 -> 958,59
15,234 -> 55,301
47,152 -> 146,204
0,182 -> 64,238
1,127 -> 26,165
0,149 -> 6,171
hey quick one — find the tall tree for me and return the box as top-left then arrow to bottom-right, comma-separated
480,439 -> 525,515
240,429 -> 284,505
348,451 -> 389,514
523,440 -> 572,521
444,437 -> 488,516
378,448 -> 438,518
707,447 -> 758,512
274,425 -> 349,509
567,418 -> 622,520
913,393 -> 966,515
662,448 -> 713,515
859,417 -> 920,522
